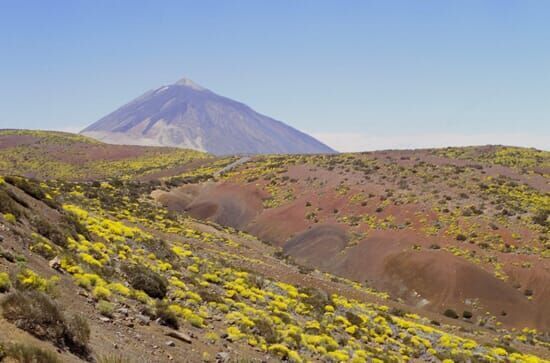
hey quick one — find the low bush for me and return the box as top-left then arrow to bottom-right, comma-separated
123,264 -> 167,299
345,311 -> 363,326
0,248 -> 15,263
456,233 -> 467,241
443,309 -> 459,319
64,212 -> 91,241
92,286 -> 112,300
0,249 -> 15,263
97,300 -> 115,317
254,318 -> 278,344
3,213 -> 17,224
66,314 -> 91,355
196,287 -> 224,304
389,307 -> 406,317
532,209 -> 549,228
0,290 -> 90,357
15,268 -> 58,294
298,264 -> 314,275
147,238 -> 177,263
155,301 -> 179,329
31,216 -> 67,247
0,272 -> 11,293
97,354 -> 132,363
1,290 -> 65,339
299,287 -> 331,316
2,342 -> 60,363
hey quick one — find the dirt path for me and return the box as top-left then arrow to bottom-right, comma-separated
214,156 -> 251,177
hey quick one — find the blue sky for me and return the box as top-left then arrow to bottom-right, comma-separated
0,0 -> 549,151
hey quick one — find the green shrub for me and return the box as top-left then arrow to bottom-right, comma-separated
532,209 -> 549,228
1,290 -> 65,341
3,213 -> 17,224
196,287 -> 224,304
31,216 -> 67,247
0,249 -> 15,263
299,287 -> 330,316
123,265 -> 167,299
0,272 -> 11,293
64,212 -> 91,241
65,314 -> 91,356
97,354 -> 132,363
92,285 -> 112,300
3,342 -> 60,363
97,300 -> 115,317
443,309 -> 459,319
0,291 -> 90,357
345,311 -> 363,326
147,238 -> 177,263
456,233 -> 467,241
155,301 -> 179,329
389,307 -> 406,317
254,318 -> 278,344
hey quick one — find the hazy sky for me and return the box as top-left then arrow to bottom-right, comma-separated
1,1 -> 549,151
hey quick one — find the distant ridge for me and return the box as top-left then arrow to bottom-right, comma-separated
81,77 -> 335,155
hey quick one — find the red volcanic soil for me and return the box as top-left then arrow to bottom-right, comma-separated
0,131 -> 212,180
284,226 -> 545,328
382,250 -> 537,328
248,199 -> 312,246
153,182 -> 269,229
0,133 -> 173,162
369,148 -> 550,192
0,134 -> 40,148
283,224 -> 349,269
155,152 -> 550,330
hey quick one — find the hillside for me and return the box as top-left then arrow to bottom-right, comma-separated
81,78 -> 335,155
155,146 -> 550,330
0,132 -> 549,362
0,129 -> 210,180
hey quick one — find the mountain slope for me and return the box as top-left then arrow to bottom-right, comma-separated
81,78 -> 335,155
0,129 -> 209,180
154,146 -> 550,331
1,157 -> 550,361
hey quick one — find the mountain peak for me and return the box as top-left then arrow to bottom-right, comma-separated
81,78 -> 335,155
174,77 -> 206,91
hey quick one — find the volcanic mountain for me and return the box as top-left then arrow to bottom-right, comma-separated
81,78 -> 335,155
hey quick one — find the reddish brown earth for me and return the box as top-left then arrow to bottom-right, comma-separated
154,150 -> 550,331
0,130 -> 211,180
154,182 -> 268,229
2,133 -> 549,360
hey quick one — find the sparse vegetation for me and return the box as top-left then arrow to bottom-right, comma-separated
0,137 -> 548,362
1,342 -> 61,363
97,355 -> 132,363
0,290 -> 90,357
